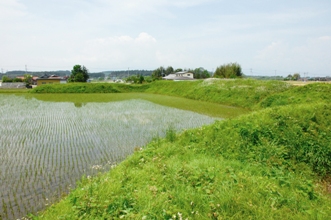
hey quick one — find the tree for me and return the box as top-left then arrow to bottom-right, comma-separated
125,74 -> 145,84
68,65 -> 89,82
139,75 -> 144,84
292,73 -> 301,81
2,76 -> 12,82
214,63 -> 243,78
13,78 -> 22,82
125,75 -> 139,83
165,66 -> 174,75
201,69 -> 210,79
23,74 -> 32,87
152,66 -> 165,80
193,67 -> 210,79
284,74 -> 293,81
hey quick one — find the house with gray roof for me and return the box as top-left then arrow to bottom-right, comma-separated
162,71 -> 194,81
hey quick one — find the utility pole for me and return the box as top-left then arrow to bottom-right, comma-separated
304,72 -> 307,82
274,70 -> 277,80
25,65 -> 27,74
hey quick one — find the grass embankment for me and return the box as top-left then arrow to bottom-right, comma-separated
34,80 -> 331,219
36,103 -> 331,219
0,88 -> 29,93
30,83 -> 149,93
145,79 -> 292,109
29,79 -> 292,109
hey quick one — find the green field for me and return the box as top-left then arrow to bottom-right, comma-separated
2,79 -> 331,219
0,94 -> 228,219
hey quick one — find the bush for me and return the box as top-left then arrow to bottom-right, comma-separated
2,76 -> 13,82
13,78 -> 23,82
214,63 -> 243,78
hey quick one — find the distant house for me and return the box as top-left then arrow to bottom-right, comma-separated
162,71 -> 195,81
16,75 -> 39,85
32,76 -> 38,85
36,74 -> 68,86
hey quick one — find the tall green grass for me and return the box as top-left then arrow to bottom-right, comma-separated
35,102 -> 331,219
257,83 -> 331,109
145,79 -> 293,109
187,103 -> 331,176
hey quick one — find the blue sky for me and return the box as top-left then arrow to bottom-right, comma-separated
1,0 -> 330,76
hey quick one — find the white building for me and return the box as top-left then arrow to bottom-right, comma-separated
162,71 -> 194,81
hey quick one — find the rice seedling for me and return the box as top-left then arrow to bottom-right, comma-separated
0,94 -> 216,219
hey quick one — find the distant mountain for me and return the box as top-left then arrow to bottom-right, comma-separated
105,70 -> 153,78
4,70 -> 70,77
2,69 -> 153,79
91,70 -> 153,79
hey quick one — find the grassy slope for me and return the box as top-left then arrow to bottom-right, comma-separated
32,80 -> 331,219
257,83 -> 331,109
145,79 -> 292,109
29,79 -> 292,109
0,88 -> 29,93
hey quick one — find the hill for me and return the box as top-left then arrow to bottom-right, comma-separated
3,70 -> 70,77
30,80 -> 331,219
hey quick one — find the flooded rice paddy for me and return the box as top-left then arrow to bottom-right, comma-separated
0,94 -> 217,219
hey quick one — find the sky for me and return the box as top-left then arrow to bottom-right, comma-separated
1,0 -> 330,76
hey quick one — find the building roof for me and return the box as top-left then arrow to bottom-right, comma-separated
162,71 -> 195,80
37,74 -> 66,80
163,76 -> 195,80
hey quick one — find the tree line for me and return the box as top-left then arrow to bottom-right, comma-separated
151,66 -> 211,80
2,70 -> 71,77
151,63 -> 244,80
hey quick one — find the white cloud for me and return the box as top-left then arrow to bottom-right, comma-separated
135,32 -> 157,43
1,0 -> 331,75
0,0 -> 26,20
318,36 -> 331,41
253,36 -> 331,76
89,32 -> 156,46
68,33 -> 158,70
